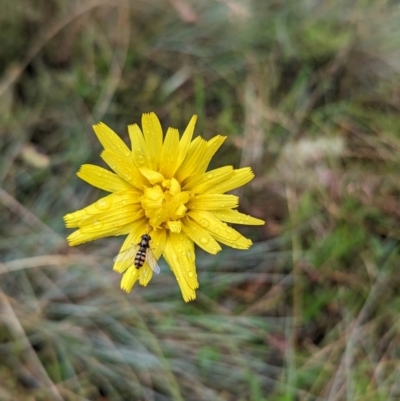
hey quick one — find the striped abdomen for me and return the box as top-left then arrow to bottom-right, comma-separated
134,246 -> 147,268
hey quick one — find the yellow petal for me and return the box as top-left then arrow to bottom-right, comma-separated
181,217 -> 221,254
121,266 -> 140,292
167,177 -> 181,195
67,222 -> 132,246
80,206 -> 144,234
163,233 -> 198,302
195,135 -> 227,175
101,150 -> 148,190
77,164 -> 132,193
188,194 -> 238,210
211,209 -> 265,225
141,186 -> 164,210
139,167 -> 164,184
203,167 -> 254,194
175,137 -> 207,182
174,115 -> 197,174
159,127 -> 179,178
93,123 -> 131,157
167,220 -> 182,233
64,191 -> 141,228
128,123 -> 152,168
142,112 -> 163,171
188,210 -> 252,249
138,264 -> 153,286
149,228 -> 167,259
182,166 -> 234,193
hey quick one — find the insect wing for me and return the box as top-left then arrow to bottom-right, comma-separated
145,247 -> 160,274
113,244 -> 140,272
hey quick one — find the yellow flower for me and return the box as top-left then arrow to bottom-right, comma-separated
64,113 -> 264,301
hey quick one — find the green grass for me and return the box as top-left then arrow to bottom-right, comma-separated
2,0 -> 400,400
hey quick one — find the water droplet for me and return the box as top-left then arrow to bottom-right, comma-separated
124,149 -> 130,157
188,271 -> 193,278
200,236 -> 209,245
207,173 -> 214,179
97,171 -> 102,177
93,220 -> 103,229
201,218 -> 209,227
118,157 -> 122,162
121,200 -> 127,206
186,251 -> 195,261
96,198 -> 112,210
124,173 -> 132,181
239,220 -> 244,224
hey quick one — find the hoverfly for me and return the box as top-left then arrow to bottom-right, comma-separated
113,234 -> 160,274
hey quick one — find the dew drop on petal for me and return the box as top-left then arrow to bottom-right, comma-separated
124,173 -> 132,181
201,218 -> 209,227
188,271 -> 193,278
188,252 -> 195,262
207,173 -> 214,179
200,236 -> 209,245
93,220 -> 103,229
97,198 -> 112,210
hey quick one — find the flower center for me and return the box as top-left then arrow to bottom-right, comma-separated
141,177 -> 190,232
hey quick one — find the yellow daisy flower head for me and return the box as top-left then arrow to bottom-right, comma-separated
64,113 -> 264,302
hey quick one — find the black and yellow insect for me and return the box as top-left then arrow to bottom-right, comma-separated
113,234 -> 160,274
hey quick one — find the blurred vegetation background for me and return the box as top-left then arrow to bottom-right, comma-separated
1,0 -> 400,400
